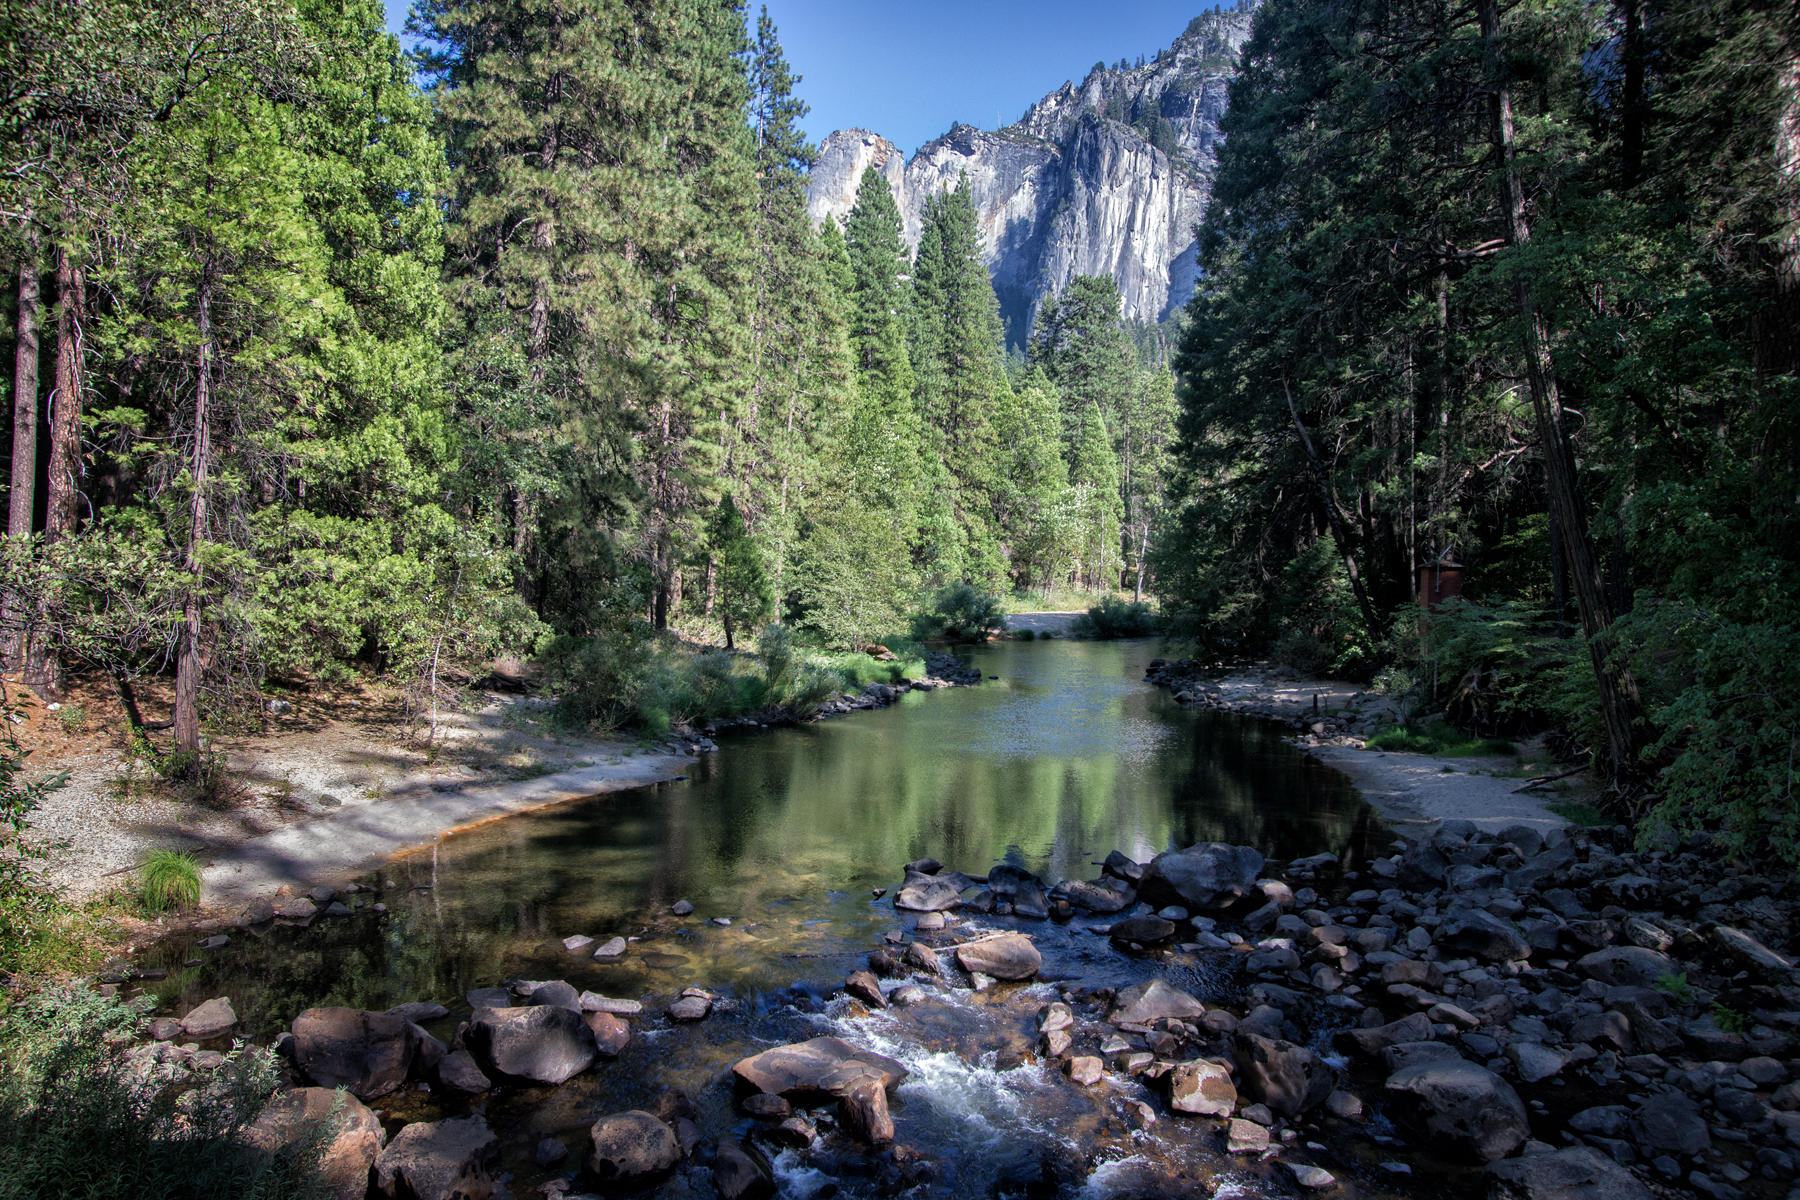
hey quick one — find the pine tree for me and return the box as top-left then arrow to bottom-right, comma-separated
708,493 -> 773,649
1027,276 -> 1137,459
1067,403 -> 1123,591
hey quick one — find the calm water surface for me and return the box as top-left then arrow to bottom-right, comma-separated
152,639 -> 1392,1198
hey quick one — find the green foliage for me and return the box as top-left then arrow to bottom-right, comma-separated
709,495 -> 774,651
0,986 -> 328,1199
0,701 -> 69,970
1412,599 -> 1579,735
1365,724 -> 1514,757
138,850 -> 202,914
1072,597 -> 1162,640
52,705 -> 85,734
912,583 -> 1006,643
1652,972 -> 1694,1008
1548,800 -> 1611,828
1710,1003 -> 1750,1035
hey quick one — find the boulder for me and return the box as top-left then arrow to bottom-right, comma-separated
1066,1056 -> 1103,1085
1231,1032 -> 1335,1117
1437,909 -> 1531,963
591,936 -> 628,960
1057,878 -> 1136,913
1337,1012 -> 1435,1060
844,970 -> 886,1008
987,863 -> 1050,919
1140,843 -> 1264,911
1486,1145 -> 1653,1200
372,1115 -> 497,1200
1507,1040 -> 1569,1083
1109,916 -> 1176,945
894,869 -> 966,912
588,1111 -> 680,1184
585,1010 -> 630,1057
1109,979 -> 1204,1026
1226,1118 -> 1270,1153
436,1049 -> 491,1094
711,1139 -> 775,1200
1384,1059 -> 1529,1163
1711,924 -> 1795,979
668,992 -> 713,1022
732,1037 -> 907,1101
953,932 -> 1040,981
1575,946 -> 1677,989
903,941 -> 942,975
465,1005 -> 596,1085
1167,1059 -> 1236,1117
525,980 -> 580,1011
179,997 -> 237,1040
243,1088 -> 384,1200
839,1077 -> 895,1144
291,1007 -> 417,1100
1629,1092 -> 1710,1158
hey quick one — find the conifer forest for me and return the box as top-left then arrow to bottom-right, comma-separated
2,0 -> 1799,894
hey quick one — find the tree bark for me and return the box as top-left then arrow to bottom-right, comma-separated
173,275 -> 213,755
1285,378 -> 1380,642
1481,0 -> 1644,786
8,246 -> 39,539
24,242 -> 82,696
4,242 -> 40,671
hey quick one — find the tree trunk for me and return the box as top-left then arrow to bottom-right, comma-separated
1284,379 -> 1380,641
8,246 -> 39,539
24,243 -> 82,696
4,243 -> 40,671
1481,0 -> 1644,786
173,276 -> 213,755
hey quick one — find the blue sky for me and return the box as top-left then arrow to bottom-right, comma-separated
380,1 -> 1212,155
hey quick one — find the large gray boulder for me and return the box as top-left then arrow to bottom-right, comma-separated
243,1088 -> 385,1200
1385,1058 -> 1529,1163
1055,878 -> 1136,913
733,1036 -> 908,1101
1109,979 -> 1204,1026
1230,1032 -> 1334,1117
466,1005 -> 596,1085
1438,909 -> 1532,963
290,1007 -> 417,1100
1336,1012 -> 1435,1060
954,932 -> 1041,980
372,1115 -> 497,1200
1140,843 -> 1264,911
894,866 -> 975,912
1575,946 -> 1677,989
986,863 -> 1050,919
1628,1092 -> 1710,1158
1486,1146 -> 1653,1199
587,1111 -> 680,1184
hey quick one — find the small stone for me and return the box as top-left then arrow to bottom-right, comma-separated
1066,1056 -> 1104,1085
1227,1119 -> 1271,1153
667,994 -> 711,1022
179,997 -> 237,1040
671,900 -> 694,916
711,916 -> 732,927
535,1137 -> 567,1167
562,934 -> 595,953
1290,1165 -> 1335,1190
591,936 -> 628,960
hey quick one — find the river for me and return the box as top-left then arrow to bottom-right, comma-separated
148,638 -> 1392,1197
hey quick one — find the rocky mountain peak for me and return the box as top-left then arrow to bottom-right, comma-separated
804,7 -> 1258,344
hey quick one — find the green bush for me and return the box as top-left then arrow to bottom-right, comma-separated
1,702 -> 68,971
140,850 -> 202,914
1072,597 -> 1162,640
0,986 -> 330,1199
542,626 -> 654,729
1014,628 -> 1037,641
1366,723 -> 1515,757
910,583 -> 1006,643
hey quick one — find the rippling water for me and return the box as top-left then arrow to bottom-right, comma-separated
148,639 -> 1391,1197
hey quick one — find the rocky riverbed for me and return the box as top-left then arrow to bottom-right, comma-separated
93,814 -> 1800,1199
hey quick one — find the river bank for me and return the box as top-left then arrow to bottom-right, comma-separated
1144,657 -> 1581,838
13,650 -> 982,940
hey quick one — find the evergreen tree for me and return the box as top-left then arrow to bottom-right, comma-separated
1028,275 -> 1136,459
708,493 -> 773,649
1067,404 -> 1123,591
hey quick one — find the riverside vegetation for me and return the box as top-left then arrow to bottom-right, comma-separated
1,0 -> 1797,1195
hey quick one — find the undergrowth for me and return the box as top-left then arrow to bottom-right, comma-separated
1366,723 -> 1515,757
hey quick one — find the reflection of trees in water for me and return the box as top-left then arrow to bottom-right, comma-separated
163,642 -> 1383,1024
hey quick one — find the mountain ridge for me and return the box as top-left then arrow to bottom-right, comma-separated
804,7 -> 1257,344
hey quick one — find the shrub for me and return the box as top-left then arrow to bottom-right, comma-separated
542,626 -> 653,729
0,986 -> 329,1198
1,703 -> 68,970
140,850 -> 202,914
911,583 -> 1006,643
1072,597 -> 1161,640
1014,628 -> 1037,641
1366,723 -> 1514,757
54,704 -> 86,734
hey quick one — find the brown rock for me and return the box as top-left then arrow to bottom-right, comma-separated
372,1115 -> 496,1200
585,1010 -> 630,1057
291,1007 -> 417,1100
587,1111 -> 680,1183
733,1036 -> 908,1100
839,1077 -> 895,1144
243,1088 -> 384,1200
953,932 -> 1041,981
1168,1059 -> 1236,1117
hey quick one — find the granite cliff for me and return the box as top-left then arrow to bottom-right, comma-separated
804,8 -> 1255,344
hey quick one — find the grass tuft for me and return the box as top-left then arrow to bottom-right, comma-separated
1366,723 -> 1514,757
140,850 -> 202,914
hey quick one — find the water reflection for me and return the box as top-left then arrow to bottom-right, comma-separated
153,640 -> 1381,1032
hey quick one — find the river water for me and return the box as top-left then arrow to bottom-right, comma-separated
150,639 -> 1392,1197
